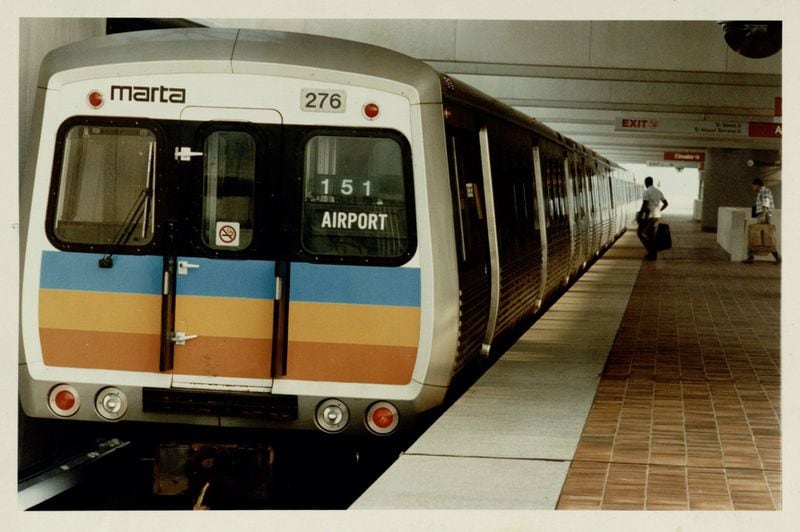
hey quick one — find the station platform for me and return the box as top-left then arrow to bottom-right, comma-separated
351,214 -> 782,511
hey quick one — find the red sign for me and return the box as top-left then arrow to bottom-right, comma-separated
619,118 -> 658,129
748,122 -> 782,138
664,151 -> 705,162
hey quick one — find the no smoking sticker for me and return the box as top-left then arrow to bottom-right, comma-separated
215,221 -> 240,247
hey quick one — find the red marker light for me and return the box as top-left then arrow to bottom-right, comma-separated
365,401 -> 399,434
363,102 -> 380,120
55,389 -> 76,411
48,384 -> 80,417
371,406 -> 394,428
87,90 -> 104,109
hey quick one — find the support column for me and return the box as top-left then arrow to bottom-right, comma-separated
700,148 -> 781,231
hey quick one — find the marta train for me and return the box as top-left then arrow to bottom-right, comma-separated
19,28 -> 640,437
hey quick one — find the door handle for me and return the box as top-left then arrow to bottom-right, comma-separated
175,146 -> 204,162
171,331 -> 198,345
177,261 -> 200,275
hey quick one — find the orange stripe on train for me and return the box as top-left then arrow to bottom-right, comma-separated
288,301 -> 420,346
40,328 -> 162,372
41,328 -> 273,379
284,341 -> 416,385
172,336 -> 272,378
39,289 -> 161,334
174,295 -> 274,339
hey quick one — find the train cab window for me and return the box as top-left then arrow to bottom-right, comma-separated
51,124 -> 156,247
301,133 -> 410,260
201,131 -> 256,250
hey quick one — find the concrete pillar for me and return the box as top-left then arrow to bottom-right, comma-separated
700,148 -> 781,231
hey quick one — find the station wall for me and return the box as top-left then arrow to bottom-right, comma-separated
19,18 -> 105,171
701,148 -> 782,232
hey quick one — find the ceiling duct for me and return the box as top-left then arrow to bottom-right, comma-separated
720,21 -> 782,59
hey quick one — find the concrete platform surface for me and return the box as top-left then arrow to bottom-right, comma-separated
352,240 -> 641,509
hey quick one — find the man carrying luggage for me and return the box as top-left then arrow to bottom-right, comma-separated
636,176 -> 668,260
744,178 -> 781,264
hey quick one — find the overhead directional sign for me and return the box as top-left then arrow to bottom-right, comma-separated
664,151 -> 705,162
647,160 -> 701,169
748,121 -> 782,138
615,117 -> 781,138
646,151 -> 706,169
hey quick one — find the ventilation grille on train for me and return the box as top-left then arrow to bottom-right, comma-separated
143,388 -> 298,421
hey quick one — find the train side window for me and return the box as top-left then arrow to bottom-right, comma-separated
300,133 -> 410,260
52,124 -> 156,247
201,131 -> 256,250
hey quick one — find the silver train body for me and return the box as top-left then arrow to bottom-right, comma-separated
19,28 -> 639,436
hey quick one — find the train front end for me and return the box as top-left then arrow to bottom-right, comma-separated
19,28 -> 459,436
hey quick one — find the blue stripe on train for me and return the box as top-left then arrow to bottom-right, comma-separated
40,251 -> 163,294
176,257 -> 276,299
40,251 -> 420,307
290,263 -> 420,307
39,252 -> 275,299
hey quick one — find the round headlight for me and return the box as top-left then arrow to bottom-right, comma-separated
315,398 -> 350,433
95,387 -> 128,421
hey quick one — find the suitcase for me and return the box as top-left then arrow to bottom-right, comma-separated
656,223 -> 672,251
748,223 -> 777,255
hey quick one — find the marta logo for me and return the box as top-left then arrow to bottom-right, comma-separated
110,85 -> 186,104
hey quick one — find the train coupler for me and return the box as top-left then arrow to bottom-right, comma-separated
152,442 -> 274,509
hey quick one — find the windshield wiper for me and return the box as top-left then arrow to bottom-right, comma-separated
98,141 -> 156,269
98,186 -> 153,268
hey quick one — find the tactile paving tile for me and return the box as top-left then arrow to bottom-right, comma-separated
557,216 -> 781,511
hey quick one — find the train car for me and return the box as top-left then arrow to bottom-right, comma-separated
19,28 -> 639,438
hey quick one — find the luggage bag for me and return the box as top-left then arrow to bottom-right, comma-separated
656,223 -> 672,251
748,223 -> 777,255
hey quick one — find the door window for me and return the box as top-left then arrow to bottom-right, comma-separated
201,130 -> 257,250
446,127 -> 486,266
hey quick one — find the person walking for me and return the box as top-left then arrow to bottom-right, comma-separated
636,176 -> 668,260
743,178 -> 781,263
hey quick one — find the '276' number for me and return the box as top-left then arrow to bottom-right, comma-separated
302,90 -> 345,112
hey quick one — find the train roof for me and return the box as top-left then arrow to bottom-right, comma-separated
38,27 -> 443,102
38,27 -> 627,172
439,73 -> 625,169
439,73 -> 570,146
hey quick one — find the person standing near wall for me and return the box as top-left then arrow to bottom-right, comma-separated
744,178 -> 781,264
636,176 -> 669,260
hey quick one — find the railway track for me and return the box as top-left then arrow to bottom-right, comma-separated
20,429 -> 413,510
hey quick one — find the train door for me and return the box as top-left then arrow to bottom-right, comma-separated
445,123 -> 491,367
563,156 -> 578,278
531,146 -> 548,305
169,107 -> 281,391
573,158 -> 590,268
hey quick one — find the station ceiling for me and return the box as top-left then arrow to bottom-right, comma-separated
193,19 -> 782,169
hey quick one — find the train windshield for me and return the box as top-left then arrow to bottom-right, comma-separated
52,125 -> 156,247
301,134 -> 409,259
